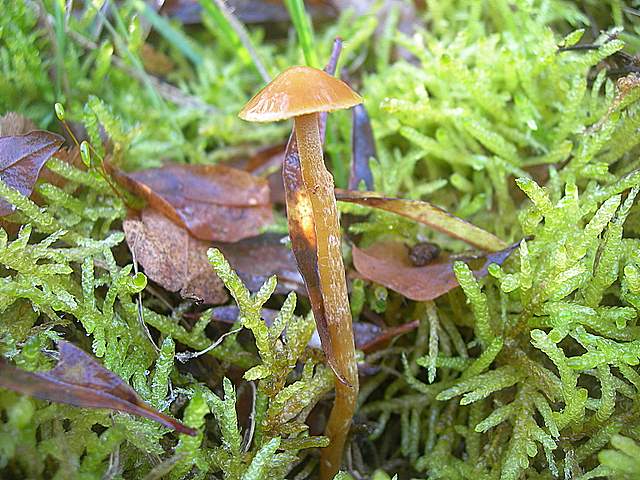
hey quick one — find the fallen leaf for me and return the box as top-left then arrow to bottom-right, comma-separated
243,144 -> 286,175
209,305 -> 415,354
352,240 -> 519,302
114,163 -> 272,242
140,43 -> 175,76
0,112 -> 37,136
123,208 -> 228,304
162,0 -> 337,25
124,208 -> 301,303
349,104 -> 376,190
0,130 -> 65,215
335,189 -> 508,252
356,319 -> 420,353
0,341 -> 196,435
216,233 -> 303,293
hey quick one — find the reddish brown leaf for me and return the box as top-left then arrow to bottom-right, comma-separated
124,208 -> 228,304
208,305 -> 413,354
357,320 -> 420,353
0,112 -> 37,136
0,341 -> 196,435
336,189 -> 508,252
114,164 -> 272,242
140,43 -> 175,76
216,233 -> 303,293
352,240 -> 519,302
124,208 -> 301,303
0,130 -> 64,215
243,144 -> 286,175
349,104 -> 376,190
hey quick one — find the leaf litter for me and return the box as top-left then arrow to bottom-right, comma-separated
0,130 -> 64,216
114,163 -> 272,242
0,341 -> 196,435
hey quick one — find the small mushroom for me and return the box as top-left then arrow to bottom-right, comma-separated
239,66 -> 362,479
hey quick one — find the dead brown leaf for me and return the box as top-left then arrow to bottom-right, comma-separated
352,240 -> 519,302
113,163 -> 272,242
124,208 -> 301,304
162,0 -> 337,25
336,189 -> 508,252
140,43 -> 175,76
0,341 -> 196,435
216,233 -> 303,293
0,130 -> 65,215
0,112 -> 37,136
123,208 -> 228,304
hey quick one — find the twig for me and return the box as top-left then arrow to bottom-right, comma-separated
175,326 -> 243,362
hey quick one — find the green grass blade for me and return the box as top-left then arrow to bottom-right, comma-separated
283,0 -> 318,67
134,1 -> 203,66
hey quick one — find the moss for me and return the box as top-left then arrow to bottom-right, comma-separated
1,0 -> 640,478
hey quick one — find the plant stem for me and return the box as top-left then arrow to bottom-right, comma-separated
294,113 -> 358,479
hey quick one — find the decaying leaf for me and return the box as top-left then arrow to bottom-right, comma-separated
243,144 -> 286,176
336,189 -> 508,252
209,305 -> 415,354
140,43 -> 175,76
0,341 -> 196,435
217,232 -> 303,293
123,208 -> 228,304
114,164 -> 272,242
0,112 -> 37,136
350,104 -> 376,190
162,0 -> 337,25
124,208 -> 301,303
0,130 -> 65,215
356,319 -> 420,353
352,240 -> 519,302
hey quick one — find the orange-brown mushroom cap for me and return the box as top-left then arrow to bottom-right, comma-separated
239,66 -> 363,122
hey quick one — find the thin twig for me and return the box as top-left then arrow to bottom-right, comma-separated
210,0 -> 271,83
175,326 -> 243,362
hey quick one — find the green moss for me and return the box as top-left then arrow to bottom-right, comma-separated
1,0 -> 640,478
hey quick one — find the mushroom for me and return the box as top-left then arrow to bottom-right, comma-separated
239,66 -> 362,478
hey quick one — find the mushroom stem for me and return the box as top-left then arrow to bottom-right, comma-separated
294,113 -> 358,479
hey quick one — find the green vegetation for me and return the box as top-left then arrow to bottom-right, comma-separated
1,0 -> 640,478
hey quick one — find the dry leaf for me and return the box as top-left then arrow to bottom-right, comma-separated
352,240 -> 519,302
114,164 -> 272,242
124,208 -> 301,303
0,112 -> 37,136
356,319 -> 420,353
0,130 -> 65,215
336,189 -> 508,252
123,208 -> 228,304
162,0 -> 336,25
140,43 -> 175,76
349,104 -> 376,190
216,233 -> 303,293
0,341 -> 196,435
